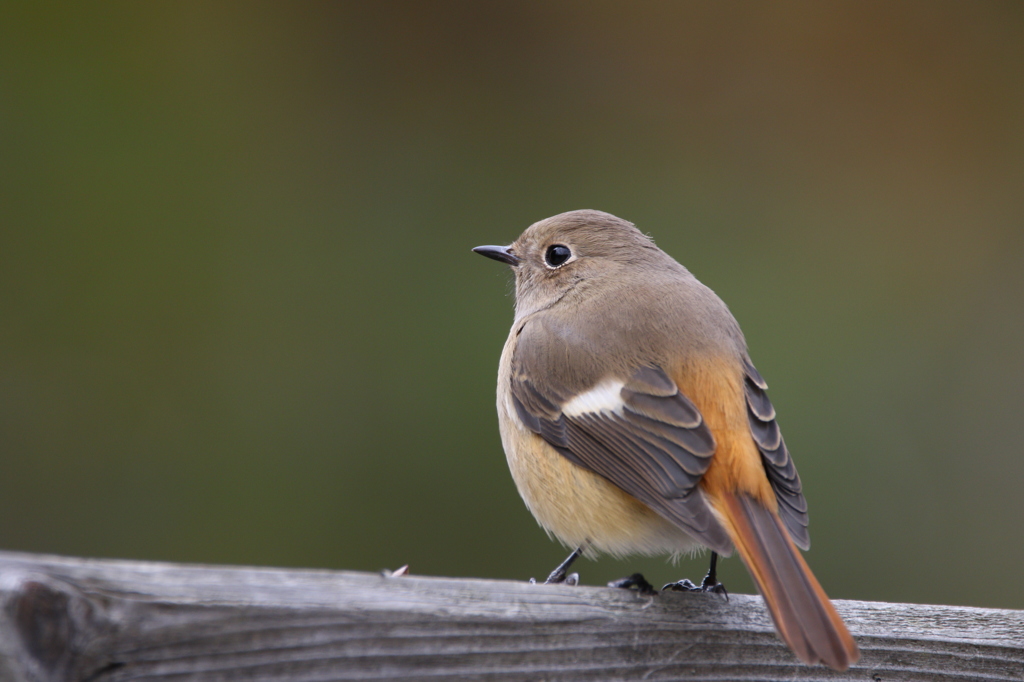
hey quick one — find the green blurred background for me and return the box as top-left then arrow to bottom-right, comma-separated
2,2 -> 1022,610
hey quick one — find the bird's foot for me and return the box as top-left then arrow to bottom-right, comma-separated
662,575 -> 728,600
531,571 -> 579,586
608,572 -> 658,596
662,551 -> 728,600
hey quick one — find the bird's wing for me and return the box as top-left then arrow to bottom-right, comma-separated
511,359 -> 733,554
742,358 -> 810,549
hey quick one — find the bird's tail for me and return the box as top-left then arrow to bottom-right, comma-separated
716,491 -> 859,671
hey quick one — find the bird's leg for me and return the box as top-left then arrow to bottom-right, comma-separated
532,546 -> 584,585
662,552 -> 728,599
699,551 -> 729,596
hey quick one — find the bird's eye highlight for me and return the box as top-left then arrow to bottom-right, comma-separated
544,244 -> 572,268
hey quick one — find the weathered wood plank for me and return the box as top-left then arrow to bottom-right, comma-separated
0,550 -> 1021,681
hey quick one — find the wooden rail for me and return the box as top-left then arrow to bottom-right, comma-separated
0,550 -> 1021,681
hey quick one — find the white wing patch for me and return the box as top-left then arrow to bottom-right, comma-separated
562,379 -> 626,417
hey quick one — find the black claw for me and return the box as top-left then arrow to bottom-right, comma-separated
609,572 -> 658,596
705,581 -> 729,600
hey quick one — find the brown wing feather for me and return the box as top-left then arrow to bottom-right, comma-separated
511,365 -> 733,554
743,358 -> 810,550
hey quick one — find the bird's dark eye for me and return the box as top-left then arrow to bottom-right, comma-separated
544,244 -> 572,268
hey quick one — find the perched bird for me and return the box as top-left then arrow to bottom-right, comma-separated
473,210 -> 859,671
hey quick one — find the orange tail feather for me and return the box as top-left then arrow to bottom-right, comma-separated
717,492 -> 859,671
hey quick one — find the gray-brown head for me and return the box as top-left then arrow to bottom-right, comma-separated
473,210 -> 684,320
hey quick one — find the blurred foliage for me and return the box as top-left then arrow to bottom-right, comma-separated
1,2 -> 1022,609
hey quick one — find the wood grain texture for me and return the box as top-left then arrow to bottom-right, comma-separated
0,550 -> 1021,681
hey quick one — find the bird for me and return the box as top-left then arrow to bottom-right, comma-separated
472,209 -> 859,671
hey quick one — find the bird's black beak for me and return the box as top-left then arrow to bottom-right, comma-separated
472,245 -> 521,266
